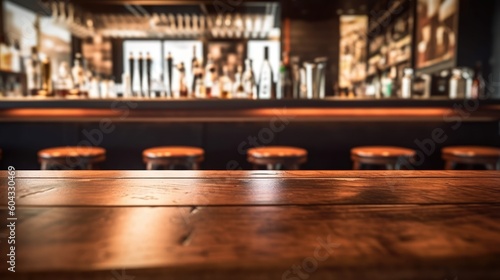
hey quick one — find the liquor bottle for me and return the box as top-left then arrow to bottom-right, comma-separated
471,62 -> 486,99
219,65 -> 232,99
400,68 -> 413,99
138,52 -> 144,97
11,40 -> 21,73
26,46 -> 42,96
278,52 -> 292,99
205,54 -> 217,98
146,52 -> 152,97
1,38 -> 12,72
233,65 -> 245,98
54,62 -> 73,98
177,62 -> 188,98
191,45 -> 198,75
191,56 -> 202,96
449,68 -> 472,99
291,57 -> 301,99
243,59 -> 256,99
71,53 -> 84,96
128,52 -> 135,96
40,56 -> 53,97
166,52 -> 173,97
0,36 -> 6,71
258,46 -> 275,99
381,72 -> 393,98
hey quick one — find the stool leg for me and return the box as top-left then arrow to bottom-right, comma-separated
191,163 -> 200,170
266,164 -> 275,170
41,161 -> 49,171
385,164 -> 395,170
146,162 -> 154,170
353,161 -> 362,170
485,164 -> 495,171
287,164 -> 300,170
445,161 -> 457,170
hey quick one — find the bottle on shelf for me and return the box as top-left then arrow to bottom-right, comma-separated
449,68 -> 472,99
177,62 -> 188,98
166,52 -> 173,98
0,37 -> 6,71
205,54 -> 217,98
26,47 -> 42,96
40,56 -> 53,97
138,52 -> 144,97
128,52 -> 135,96
291,56 -> 301,99
54,61 -> 73,98
243,59 -> 256,99
381,72 -> 393,98
219,65 -> 232,99
471,62 -> 486,99
11,40 -> 21,73
1,38 -> 12,72
400,68 -> 413,99
233,65 -> 246,99
278,52 -> 292,99
258,46 -> 275,99
71,53 -> 84,97
146,52 -> 152,97
192,54 -> 204,98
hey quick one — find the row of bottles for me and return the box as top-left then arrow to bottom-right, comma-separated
357,63 -> 486,100
122,46 -> 325,100
123,46 -> 278,99
23,46 -> 116,98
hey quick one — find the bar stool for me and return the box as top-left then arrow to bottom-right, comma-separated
351,146 -> 416,170
143,146 -> 204,170
247,146 -> 307,170
38,146 -> 106,170
442,146 -> 500,170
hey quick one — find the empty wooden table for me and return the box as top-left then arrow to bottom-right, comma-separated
1,171 -> 499,280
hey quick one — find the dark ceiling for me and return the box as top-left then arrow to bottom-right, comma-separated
12,0 -> 380,18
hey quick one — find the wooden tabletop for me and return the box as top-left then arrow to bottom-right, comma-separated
1,171 -> 499,280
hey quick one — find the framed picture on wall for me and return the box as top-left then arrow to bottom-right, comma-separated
415,0 -> 459,71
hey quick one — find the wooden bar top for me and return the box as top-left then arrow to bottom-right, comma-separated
1,171 -> 499,279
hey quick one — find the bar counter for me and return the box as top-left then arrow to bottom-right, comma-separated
1,171 -> 499,279
1,98 -> 499,122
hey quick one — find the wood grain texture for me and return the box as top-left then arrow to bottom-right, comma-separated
7,170 -> 500,179
3,177 -> 500,207
0,205 -> 499,279
0,171 -> 499,279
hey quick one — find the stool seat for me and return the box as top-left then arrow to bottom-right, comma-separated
352,146 -> 416,158
442,146 -> 500,170
143,146 -> 204,170
248,146 -> 307,170
443,146 -> 500,158
351,146 -> 416,170
39,146 -> 106,159
38,146 -> 106,170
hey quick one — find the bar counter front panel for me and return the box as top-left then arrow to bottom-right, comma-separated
1,99 -> 499,170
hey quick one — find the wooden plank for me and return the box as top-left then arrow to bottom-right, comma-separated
0,205 -> 499,279
6,170 -> 500,179
4,177 -> 500,207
